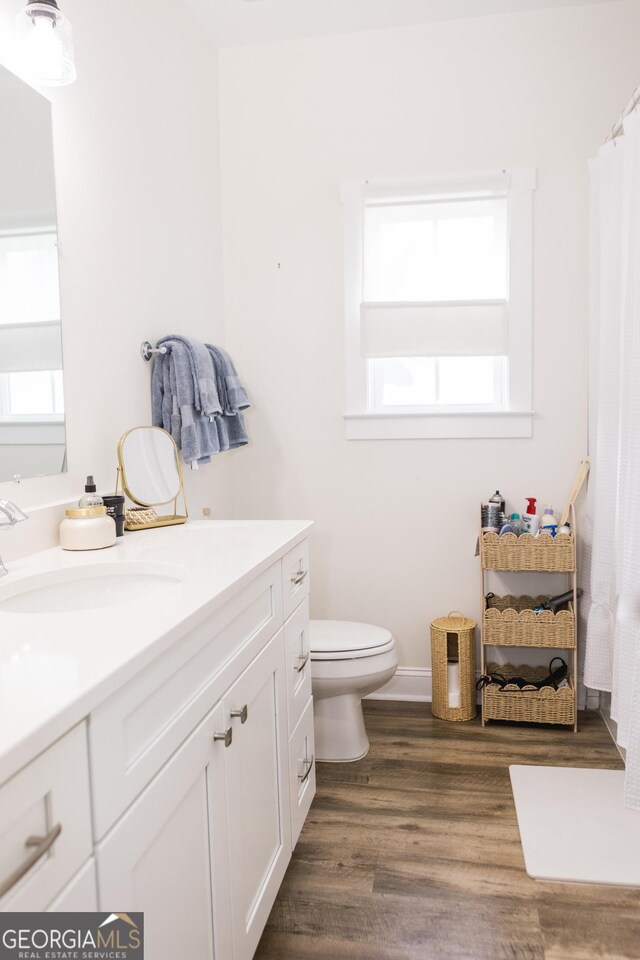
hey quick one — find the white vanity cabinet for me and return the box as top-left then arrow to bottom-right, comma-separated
92,538 -> 313,960
96,631 -> 292,960
0,527 -> 313,960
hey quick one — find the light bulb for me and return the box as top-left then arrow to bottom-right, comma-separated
16,0 -> 77,87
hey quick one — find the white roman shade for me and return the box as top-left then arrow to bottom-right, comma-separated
360,301 -> 508,359
0,321 -> 63,372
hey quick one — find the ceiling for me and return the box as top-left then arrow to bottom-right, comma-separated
185,0 -> 626,46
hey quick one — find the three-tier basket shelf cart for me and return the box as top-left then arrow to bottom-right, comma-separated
479,461 -> 588,733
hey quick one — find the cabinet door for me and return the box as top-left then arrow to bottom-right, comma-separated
48,859 -> 98,912
224,630 -> 292,960
96,703 -> 232,960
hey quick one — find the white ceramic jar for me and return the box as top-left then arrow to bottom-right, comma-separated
60,506 -> 117,551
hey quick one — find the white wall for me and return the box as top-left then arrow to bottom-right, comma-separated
0,0 -> 227,558
217,1 -> 640,674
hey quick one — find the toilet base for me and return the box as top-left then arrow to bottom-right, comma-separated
313,693 -> 370,762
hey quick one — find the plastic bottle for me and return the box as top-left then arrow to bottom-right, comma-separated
523,497 -> 539,535
79,476 -> 103,508
511,513 -> 526,536
540,505 -> 556,533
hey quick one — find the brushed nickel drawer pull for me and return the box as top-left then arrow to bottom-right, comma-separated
230,705 -> 248,724
295,653 -> 310,674
298,756 -> 314,784
0,823 -> 62,899
213,728 -> 233,748
291,570 -> 308,586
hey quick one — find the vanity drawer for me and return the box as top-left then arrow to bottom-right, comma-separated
48,858 -> 98,912
282,539 -> 310,621
0,724 -> 92,912
284,597 -> 312,735
90,561 -> 283,840
289,697 -> 316,848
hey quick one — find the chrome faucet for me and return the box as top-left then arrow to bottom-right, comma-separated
0,500 -> 29,577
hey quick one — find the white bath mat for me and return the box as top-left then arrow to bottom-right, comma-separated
509,765 -> 640,886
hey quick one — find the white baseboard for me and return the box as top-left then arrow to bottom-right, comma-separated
366,667 -> 432,702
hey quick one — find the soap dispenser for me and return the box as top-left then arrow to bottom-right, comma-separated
79,476 -> 103,508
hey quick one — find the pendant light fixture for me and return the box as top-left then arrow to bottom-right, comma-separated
16,0 -> 77,87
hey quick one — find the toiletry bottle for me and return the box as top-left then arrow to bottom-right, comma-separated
511,513 -> 526,536
558,521 -> 571,536
499,518 -> 516,536
523,497 -> 539,535
540,505 -> 556,533
102,494 -> 125,537
60,506 -> 116,551
79,476 -> 103,508
489,490 -> 506,514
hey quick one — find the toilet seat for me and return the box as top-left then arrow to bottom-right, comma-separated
310,620 -> 395,661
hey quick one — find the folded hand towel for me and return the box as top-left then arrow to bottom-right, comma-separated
206,344 -> 250,414
158,335 -> 221,417
151,337 -> 249,465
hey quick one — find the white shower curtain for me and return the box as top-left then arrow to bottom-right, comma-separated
585,110 -> 640,809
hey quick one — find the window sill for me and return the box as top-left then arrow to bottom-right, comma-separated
344,410 -> 534,440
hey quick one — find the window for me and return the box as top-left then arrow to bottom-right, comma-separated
0,230 -> 64,423
341,170 -> 535,439
0,371 -> 64,420
0,231 -> 60,325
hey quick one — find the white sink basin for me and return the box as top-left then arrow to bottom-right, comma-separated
0,562 -> 184,614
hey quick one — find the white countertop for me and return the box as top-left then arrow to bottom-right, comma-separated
0,519 -> 312,786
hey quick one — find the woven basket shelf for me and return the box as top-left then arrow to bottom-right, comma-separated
483,595 -> 575,648
480,531 -> 575,572
482,662 -> 575,726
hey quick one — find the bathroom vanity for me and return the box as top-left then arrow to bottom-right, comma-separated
0,520 -> 314,960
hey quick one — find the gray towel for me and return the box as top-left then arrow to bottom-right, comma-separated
151,338 -> 249,465
206,344 -> 250,414
216,410 -> 249,451
158,335 -> 221,417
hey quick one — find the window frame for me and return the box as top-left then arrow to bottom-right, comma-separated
341,169 -> 536,440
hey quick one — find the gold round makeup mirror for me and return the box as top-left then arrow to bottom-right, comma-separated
116,426 -> 188,531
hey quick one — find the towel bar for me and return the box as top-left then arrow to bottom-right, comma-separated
141,341 -> 168,361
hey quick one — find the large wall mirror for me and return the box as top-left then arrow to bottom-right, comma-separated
0,62 -> 66,483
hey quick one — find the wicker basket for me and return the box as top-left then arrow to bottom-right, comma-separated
483,595 -> 575,648
481,531 -> 575,572
431,612 -> 476,722
482,662 -> 575,726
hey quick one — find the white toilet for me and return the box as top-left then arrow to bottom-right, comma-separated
310,620 -> 398,762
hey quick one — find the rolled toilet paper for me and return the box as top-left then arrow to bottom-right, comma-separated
447,660 -> 461,709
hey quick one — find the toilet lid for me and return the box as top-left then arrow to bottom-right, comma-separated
310,620 -> 395,660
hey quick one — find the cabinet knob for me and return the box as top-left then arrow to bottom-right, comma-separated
214,727 -> 233,748
230,705 -> 248,724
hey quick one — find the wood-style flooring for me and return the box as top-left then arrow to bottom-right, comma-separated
255,701 -> 639,960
